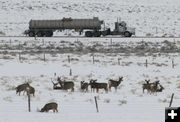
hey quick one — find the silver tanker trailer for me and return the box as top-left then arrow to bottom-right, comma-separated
24,17 -> 135,37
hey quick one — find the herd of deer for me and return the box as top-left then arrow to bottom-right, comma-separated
15,82 -> 58,113
142,80 -> 164,94
15,77 -> 164,113
51,77 -> 124,93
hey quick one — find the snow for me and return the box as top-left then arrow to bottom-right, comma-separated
0,0 -> 180,36
1,41 -> 180,122
1,0 -> 180,122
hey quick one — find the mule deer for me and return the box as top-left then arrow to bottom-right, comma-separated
89,80 -> 108,93
57,77 -> 74,92
80,81 -> 89,92
143,80 -> 163,94
142,79 -> 151,93
26,85 -> 35,96
156,84 -> 164,92
40,102 -> 58,113
51,80 -> 63,90
149,81 -> 160,94
89,79 -> 97,92
109,77 -> 123,91
16,83 -> 30,96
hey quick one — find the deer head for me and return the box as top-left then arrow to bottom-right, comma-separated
81,81 -> 85,86
57,77 -> 61,82
145,79 -> 150,84
119,77 -> 123,82
159,85 -> 164,89
90,79 -> 97,83
155,80 -> 160,84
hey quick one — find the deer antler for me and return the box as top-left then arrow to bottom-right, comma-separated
57,76 -> 61,81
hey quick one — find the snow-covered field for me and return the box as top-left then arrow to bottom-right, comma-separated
1,0 -> 180,122
0,0 -> 180,37
0,37 -> 180,122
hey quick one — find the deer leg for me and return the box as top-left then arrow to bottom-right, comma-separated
154,90 -> 157,96
23,90 -> 25,95
72,87 -> 74,92
109,85 -> 111,92
149,90 -> 152,95
105,88 -> 108,93
96,88 -> 98,93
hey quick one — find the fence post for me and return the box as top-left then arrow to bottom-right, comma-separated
169,93 -> 174,107
110,38 -> 113,45
145,59 -> 148,68
54,73 -> 56,77
42,39 -> 45,45
19,42 -> 21,50
92,54 -> 95,64
172,59 -> 174,69
26,87 -> 31,112
19,52 -> 21,61
94,96 -> 99,113
118,58 -> 120,65
173,38 -> 176,44
43,52 -> 46,62
68,55 -> 70,63
69,68 -> 72,76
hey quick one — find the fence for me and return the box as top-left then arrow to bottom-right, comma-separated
0,51 -> 178,69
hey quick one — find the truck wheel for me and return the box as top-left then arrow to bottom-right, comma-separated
29,31 -> 35,37
124,31 -> 132,37
37,32 -> 43,37
45,31 -> 53,37
85,31 -> 93,37
94,31 -> 101,37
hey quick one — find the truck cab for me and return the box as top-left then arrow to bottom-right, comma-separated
113,21 -> 135,37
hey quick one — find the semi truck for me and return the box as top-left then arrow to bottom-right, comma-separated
24,17 -> 135,37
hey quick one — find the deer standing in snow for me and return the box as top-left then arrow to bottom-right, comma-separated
108,77 -> 123,92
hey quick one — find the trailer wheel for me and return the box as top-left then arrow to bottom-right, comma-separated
29,31 -> 35,37
94,31 -> 101,37
45,31 -> 53,37
37,31 -> 43,37
85,31 -> 93,37
124,31 -> 132,37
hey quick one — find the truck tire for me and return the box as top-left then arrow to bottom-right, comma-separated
101,29 -> 111,36
45,31 -> 53,37
37,31 -> 43,37
85,31 -> 93,37
101,31 -> 106,36
93,31 -> 101,37
29,31 -> 35,37
124,31 -> 132,37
